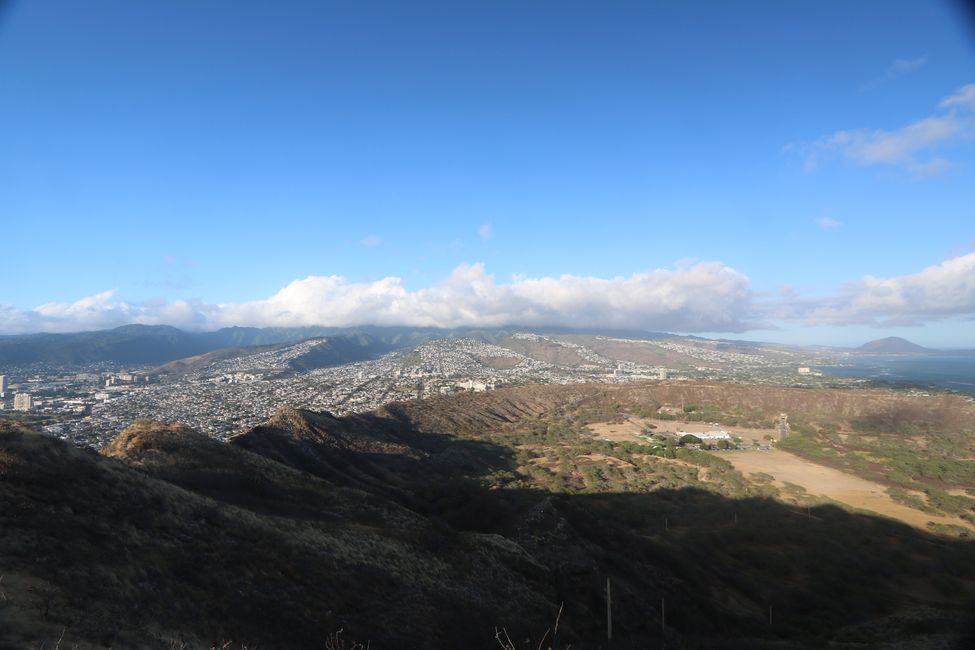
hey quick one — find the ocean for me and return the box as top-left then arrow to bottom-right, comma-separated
818,354 -> 975,392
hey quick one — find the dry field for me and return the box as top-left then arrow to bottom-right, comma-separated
725,449 -> 972,530
586,417 -> 973,531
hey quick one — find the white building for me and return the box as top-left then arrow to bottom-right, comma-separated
677,429 -> 732,441
455,379 -> 490,392
13,392 -> 33,412
0,374 -> 7,396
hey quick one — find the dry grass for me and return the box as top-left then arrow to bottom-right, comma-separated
726,448 -> 974,531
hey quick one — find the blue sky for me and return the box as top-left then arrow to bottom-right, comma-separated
1,1 -> 974,346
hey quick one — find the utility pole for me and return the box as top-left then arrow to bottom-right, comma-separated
661,597 -> 666,650
606,578 -> 613,646
769,604 -> 773,626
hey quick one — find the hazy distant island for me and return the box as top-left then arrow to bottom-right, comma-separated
857,336 -> 932,354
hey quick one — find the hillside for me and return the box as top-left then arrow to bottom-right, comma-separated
0,323 -> 820,369
149,344 -> 281,375
151,333 -> 391,376
0,325 -> 323,365
0,325 -> 209,365
0,325 -> 422,365
4,384 -> 975,648
283,333 -> 393,372
393,380 -> 975,436
0,420 -> 553,649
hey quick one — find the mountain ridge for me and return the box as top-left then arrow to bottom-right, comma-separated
4,323 -> 965,368
858,336 -> 931,354
0,324 -> 706,366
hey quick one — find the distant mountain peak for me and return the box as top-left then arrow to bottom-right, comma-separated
857,336 -> 929,354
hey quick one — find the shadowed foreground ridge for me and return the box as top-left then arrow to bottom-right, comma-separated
3,383 -> 975,648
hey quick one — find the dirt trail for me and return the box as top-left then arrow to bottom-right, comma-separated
726,449 -> 970,531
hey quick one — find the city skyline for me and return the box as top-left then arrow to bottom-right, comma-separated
2,1 -> 974,346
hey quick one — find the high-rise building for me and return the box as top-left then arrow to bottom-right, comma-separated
0,374 -> 7,397
13,392 -> 33,412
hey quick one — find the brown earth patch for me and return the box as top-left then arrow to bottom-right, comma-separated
726,449 -> 973,531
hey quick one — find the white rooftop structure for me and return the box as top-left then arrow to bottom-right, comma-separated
677,429 -> 732,441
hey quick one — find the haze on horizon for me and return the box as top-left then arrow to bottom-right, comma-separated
1,1 -> 974,348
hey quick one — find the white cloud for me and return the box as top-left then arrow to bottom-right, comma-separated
7,290 -> 209,334
0,262 -> 756,334
764,251 -> 975,326
6,253 -> 975,336
843,114 -> 960,165
777,285 -> 799,299
792,83 -> 975,174
909,157 -> 952,177
360,235 -> 382,248
214,261 -> 757,332
940,83 -> 975,111
814,217 -> 843,229
888,56 -> 927,77
477,222 -> 492,241
861,55 -> 927,91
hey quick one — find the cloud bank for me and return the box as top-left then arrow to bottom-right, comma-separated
4,253 -> 975,336
764,252 -> 975,327
0,262 -> 755,335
